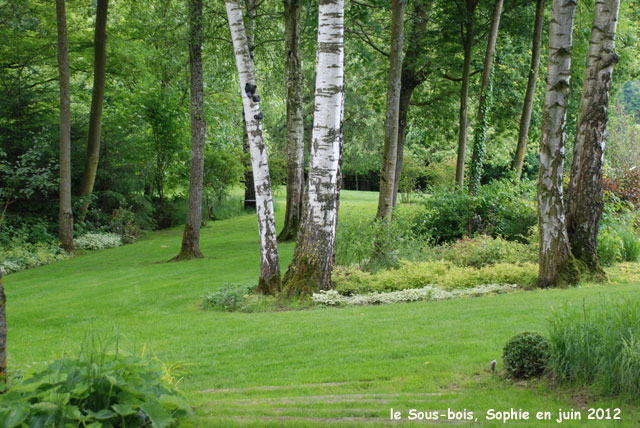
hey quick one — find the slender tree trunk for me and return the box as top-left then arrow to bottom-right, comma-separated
243,0 -> 257,210
468,0 -> 504,195
566,0 -> 620,278
282,0 -> 344,295
537,0 -> 580,288
377,0 -> 406,220
392,1 -> 432,207
225,0 -> 281,294
512,0 -> 546,181
0,271 -> 6,383
278,0 -> 305,242
79,0 -> 109,217
56,0 -> 74,253
455,1 -> 476,187
174,0 -> 206,261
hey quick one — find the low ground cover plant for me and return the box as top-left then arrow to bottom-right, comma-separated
547,298 -> 640,397
0,242 -> 68,275
74,232 -> 123,251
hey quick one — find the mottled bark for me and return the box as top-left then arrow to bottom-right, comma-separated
455,0 -> 477,187
513,0 -> 546,181
278,0 -> 305,242
225,0 -> 281,293
566,0 -> 620,278
538,0 -> 580,288
174,0 -> 206,261
377,0 -> 406,220
79,0 -> 109,217
392,1 -> 432,207
468,0 -> 503,195
0,271 -> 6,383
243,0 -> 257,210
56,0 -> 74,253
283,0 -> 344,295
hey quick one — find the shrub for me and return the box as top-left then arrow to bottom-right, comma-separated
332,261 -> 538,295
110,206 -> 142,244
202,283 -> 254,311
0,242 -> 68,275
74,233 -> 123,251
619,228 -> 640,262
413,190 -> 475,244
0,347 -> 191,427
597,227 -> 623,267
548,299 -> 640,396
502,332 -> 550,379
429,235 -> 537,268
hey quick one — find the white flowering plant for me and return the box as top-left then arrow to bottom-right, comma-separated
74,233 -> 123,251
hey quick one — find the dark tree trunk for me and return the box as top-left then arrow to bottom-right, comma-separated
455,0 -> 477,187
278,0 -> 305,242
174,0 -> 206,261
468,0 -> 504,195
566,0 -> 620,279
79,0 -> 109,218
56,0 -> 74,253
0,271 -> 6,383
512,0 -> 546,181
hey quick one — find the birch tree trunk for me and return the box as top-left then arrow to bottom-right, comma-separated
566,0 -> 620,278
468,0 -> 503,195
455,0 -> 477,187
56,0 -> 74,253
278,0 -> 305,242
79,0 -> 109,218
242,0 -> 257,211
392,1 -> 433,207
513,0 -> 546,181
225,0 -> 281,294
538,0 -> 580,288
0,271 -> 6,383
377,0 -> 406,220
174,0 -> 206,261
282,0 -> 344,295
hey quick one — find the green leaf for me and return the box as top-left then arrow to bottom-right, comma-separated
0,403 -> 29,428
140,400 -> 172,428
85,408 -> 116,420
112,402 -> 136,416
158,394 -> 191,412
31,401 -> 59,413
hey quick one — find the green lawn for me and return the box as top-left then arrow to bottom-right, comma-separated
6,190 -> 640,426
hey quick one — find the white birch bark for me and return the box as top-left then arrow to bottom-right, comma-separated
566,0 -> 620,276
537,0 -> 579,287
225,0 -> 281,293
283,0 -> 344,294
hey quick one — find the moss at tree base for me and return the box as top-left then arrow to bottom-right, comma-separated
257,272 -> 282,295
554,255 -> 584,287
281,255 -> 323,297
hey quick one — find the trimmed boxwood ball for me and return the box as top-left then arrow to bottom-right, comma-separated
502,331 -> 550,379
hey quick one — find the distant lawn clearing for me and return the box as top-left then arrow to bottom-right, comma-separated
6,190 -> 640,427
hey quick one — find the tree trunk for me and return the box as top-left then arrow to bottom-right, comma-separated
392,1 -> 433,207
79,0 -> 109,218
566,0 -> 620,279
512,0 -> 547,181
537,0 -> 580,288
174,0 -> 206,261
278,0 -> 305,242
455,1 -> 476,187
0,271 -> 6,383
56,0 -> 74,253
282,0 -> 344,295
243,0 -> 257,211
376,0 -> 406,220
225,0 -> 281,294
468,0 -> 504,195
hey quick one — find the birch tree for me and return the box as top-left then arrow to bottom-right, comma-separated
56,0 -> 74,253
282,0 -> 344,295
537,0 -> 580,287
377,0 -> 406,220
0,270 -> 6,383
512,0 -> 547,181
468,0 -> 503,195
278,0 -> 305,242
566,0 -> 620,278
242,0 -> 257,210
225,0 -> 281,293
174,0 -> 206,261
79,0 -> 109,217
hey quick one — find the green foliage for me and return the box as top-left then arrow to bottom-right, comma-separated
620,228 -> 640,262
0,346 -> 191,427
548,299 -> 640,397
110,207 -> 143,244
332,261 -> 538,296
202,283 -> 254,312
468,79 -> 494,195
74,233 -> 123,251
429,235 -> 537,269
0,242 -> 68,275
502,332 -> 550,380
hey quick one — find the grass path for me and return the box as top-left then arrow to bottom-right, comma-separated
5,190 -> 640,426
